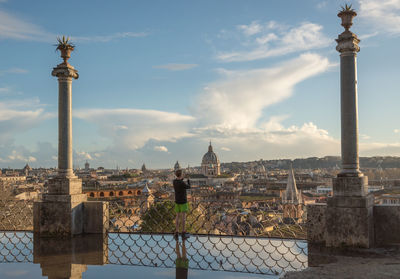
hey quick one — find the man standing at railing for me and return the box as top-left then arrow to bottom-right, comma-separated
173,169 -> 191,240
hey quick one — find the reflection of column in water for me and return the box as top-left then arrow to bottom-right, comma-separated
33,234 -> 108,279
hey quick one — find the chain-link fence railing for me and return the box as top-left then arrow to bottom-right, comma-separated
108,233 -> 307,275
0,232 -> 307,276
0,200 -> 33,231
0,232 -> 33,263
107,199 -> 306,239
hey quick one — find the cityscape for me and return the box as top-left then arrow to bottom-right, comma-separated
1,1 -> 400,279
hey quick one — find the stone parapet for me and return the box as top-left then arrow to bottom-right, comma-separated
83,201 -> 109,234
306,203 -> 327,244
326,204 -> 374,248
34,200 -> 84,237
374,205 -> 400,246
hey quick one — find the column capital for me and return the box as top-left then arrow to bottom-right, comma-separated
52,64 -> 79,80
336,31 -> 360,54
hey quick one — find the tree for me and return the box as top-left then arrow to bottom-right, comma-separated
140,201 -> 175,233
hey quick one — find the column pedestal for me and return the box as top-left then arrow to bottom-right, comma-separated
327,176 -> 374,248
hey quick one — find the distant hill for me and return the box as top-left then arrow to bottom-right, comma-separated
220,156 -> 400,171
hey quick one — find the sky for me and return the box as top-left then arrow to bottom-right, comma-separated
1,0 -> 400,169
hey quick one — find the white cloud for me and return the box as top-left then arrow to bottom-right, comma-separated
72,32 -> 147,43
76,151 -> 93,160
7,150 -> 36,162
194,53 -> 331,131
360,134 -> 371,140
221,147 -> 231,151
317,1 -> 328,9
74,108 -> 195,150
0,9 -> 147,42
395,129 -> 400,134
154,145 -> 168,152
0,67 -> 28,75
360,142 -> 400,156
237,21 -> 263,36
217,22 -> 331,62
359,0 -> 400,35
153,64 -> 198,71
0,99 -> 52,143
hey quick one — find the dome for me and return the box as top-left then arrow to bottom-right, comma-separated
174,161 -> 181,171
23,164 -> 32,171
202,142 -> 220,165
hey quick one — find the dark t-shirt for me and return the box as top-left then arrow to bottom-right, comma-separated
173,179 -> 191,204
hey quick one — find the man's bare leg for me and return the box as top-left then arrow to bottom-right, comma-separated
181,212 -> 186,233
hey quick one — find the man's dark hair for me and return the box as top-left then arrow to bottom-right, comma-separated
175,169 -> 182,177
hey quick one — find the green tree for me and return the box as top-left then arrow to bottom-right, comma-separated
140,201 -> 175,233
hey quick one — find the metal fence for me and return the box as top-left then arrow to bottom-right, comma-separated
0,232 -> 307,276
108,199 -> 306,239
0,199 -> 33,231
108,233 -> 307,275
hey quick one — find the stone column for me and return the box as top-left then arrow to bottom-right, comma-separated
53,67 -> 78,178
325,8 -> 374,248
33,38 -> 109,237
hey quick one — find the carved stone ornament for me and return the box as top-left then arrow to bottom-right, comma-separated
336,31 -> 360,54
51,65 -> 79,80
338,9 -> 357,31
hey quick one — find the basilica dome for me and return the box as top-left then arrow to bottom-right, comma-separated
202,143 -> 220,165
201,142 -> 220,176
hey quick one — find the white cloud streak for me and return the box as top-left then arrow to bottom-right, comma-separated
153,64 -> 198,71
359,0 -> 400,35
154,146 -> 168,152
0,10 -> 147,42
217,21 -> 331,62
0,67 -> 28,75
194,53 -> 332,131
72,32 -> 147,43
74,108 -> 195,150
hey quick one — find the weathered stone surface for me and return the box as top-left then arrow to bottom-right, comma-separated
34,198 -> 85,237
327,194 -> 374,208
83,201 -> 109,234
326,204 -> 374,248
374,205 -> 400,246
306,203 -> 327,245
283,246 -> 400,279
47,177 -> 83,195
332,176 -> 368,197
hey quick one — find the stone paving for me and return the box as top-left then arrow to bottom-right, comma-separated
283,246 -> 400,279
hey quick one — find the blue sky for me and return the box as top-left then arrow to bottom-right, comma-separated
1,0 -> 400,169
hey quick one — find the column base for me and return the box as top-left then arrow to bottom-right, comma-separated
34,194 -> 87,237
326,195 -> 374,248
47,176 -> 83,195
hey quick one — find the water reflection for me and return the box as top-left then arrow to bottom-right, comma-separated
175,239 -> 188,279
33,234 -> 107,279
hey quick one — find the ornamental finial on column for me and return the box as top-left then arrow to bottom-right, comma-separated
338,4 -> 357,31
52,36 -> 79,79
336,4 -> 360,54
